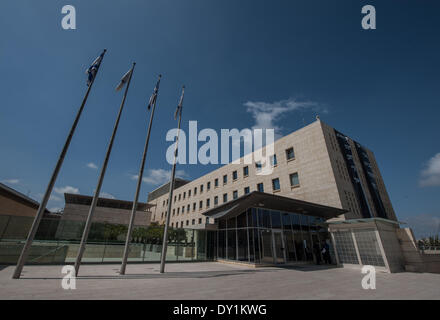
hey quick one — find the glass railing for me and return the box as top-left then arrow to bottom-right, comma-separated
0,214 -> 215,265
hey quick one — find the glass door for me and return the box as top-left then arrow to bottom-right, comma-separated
272,230 -> 286,264
260,229 -> 273,263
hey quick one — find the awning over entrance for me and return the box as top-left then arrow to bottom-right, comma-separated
202,191 -> 347,221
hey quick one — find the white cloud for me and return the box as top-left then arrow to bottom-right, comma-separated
2,179 -> 20,184
243,98 -> 325,135
54,186 -> 80,195
49,207 -> 63,213
100,192 -> 115,199
419,153 -> 440,187
86,162 -> 98,169
36,193 -> 62,202
131,169 -> 189,186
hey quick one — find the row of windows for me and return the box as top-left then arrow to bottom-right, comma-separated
169,217 -> 210,228
157,172 -> 301,221
163,147 -> 296,207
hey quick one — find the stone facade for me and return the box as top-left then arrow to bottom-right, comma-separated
147,119 -> 396,228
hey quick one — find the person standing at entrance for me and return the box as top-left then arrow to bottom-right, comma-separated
313,242 -> 321,265
322,241 -> 331,264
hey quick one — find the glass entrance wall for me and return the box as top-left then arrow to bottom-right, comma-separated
215,207 -> 329,264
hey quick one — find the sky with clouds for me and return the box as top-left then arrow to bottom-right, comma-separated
0,0 -> 439,237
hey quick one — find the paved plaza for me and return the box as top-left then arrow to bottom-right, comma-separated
0,262 -> 439,300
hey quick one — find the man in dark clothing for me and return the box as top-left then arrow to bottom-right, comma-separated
313,242 -> 321,265
322,241 -> 332,264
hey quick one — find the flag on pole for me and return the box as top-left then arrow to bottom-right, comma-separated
147,75 -> 162,110
86,50 -> 106,86
174,86 -> 185,120
115,68 -> 134,91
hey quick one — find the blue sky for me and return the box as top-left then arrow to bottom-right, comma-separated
1,0 -> 439,237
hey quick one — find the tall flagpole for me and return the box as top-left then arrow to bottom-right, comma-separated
120,74 -> 162,275
12,49 -> 107,279
160,86 -> 185,274
74,62 -> 136,276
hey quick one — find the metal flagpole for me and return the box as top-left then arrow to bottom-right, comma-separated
74,62 -> 136,276
160,86 -> 185,274
12,49 -> 107,279
120,74 -> 162,275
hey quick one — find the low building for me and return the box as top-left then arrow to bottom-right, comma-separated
55,193 -> 154,241
0,182 -> 50,218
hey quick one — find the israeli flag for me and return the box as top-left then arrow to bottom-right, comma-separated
86,51 -> 105,86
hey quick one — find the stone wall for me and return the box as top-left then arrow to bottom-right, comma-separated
396,228 -> 440,274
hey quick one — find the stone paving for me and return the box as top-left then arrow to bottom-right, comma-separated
0,262 -> 439,299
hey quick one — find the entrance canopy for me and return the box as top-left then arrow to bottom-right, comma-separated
202,191 -> 347,221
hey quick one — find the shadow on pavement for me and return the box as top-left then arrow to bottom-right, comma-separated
18,268 -> 279,280
274,264 -> 339,272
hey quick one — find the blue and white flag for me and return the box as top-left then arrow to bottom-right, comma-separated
86,50 -> 105,86
174,86 -> 185,120
147,75 -> 162,110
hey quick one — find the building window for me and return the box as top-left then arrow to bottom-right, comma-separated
172,209 -> 175,216
178,194 -> 181,201
257,183 -> 264,192
215,178 -> 219,187
233,190 -> 238,199
182,206 -> 185,214
232,170 -> 238,180
223,193 -> 228,203
187,204 -> 190,212
192,219 -> 195,225
186,220 -> 189,226
206,217 -> 209,224
171,222 -> 174,228
199,200 -> 203,209
270,154 -> 277,166
255,161 -> 262,172
193,202 -> 196,211
243,166 -> 249,177
244,186 -> 250,194
223,174 -> 227,184
286,147 -> 295,161
198,218 -> 202,224
177,207 -> 180,214
183,192 -> 186,199
207,181 -> 211,190
188,190 -> 191,197
289,172 -> 300,187
194,187 -> 197,195
206,198 -> 210,208
174,195 -> 176,203
200,184 -> 204,193
163,200 -> 165,207
214,196 -> 218,206
180,221 -> 184,228
272,178 -> 280,191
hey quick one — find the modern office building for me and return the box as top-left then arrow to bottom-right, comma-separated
146,119 -> 411,272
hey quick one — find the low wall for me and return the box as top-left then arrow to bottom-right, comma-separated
396,228 -> 440,274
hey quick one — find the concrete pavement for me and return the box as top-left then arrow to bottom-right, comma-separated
0,262 -> 439,299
